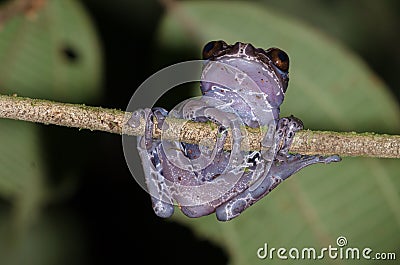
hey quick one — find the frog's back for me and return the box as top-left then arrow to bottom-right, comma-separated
200,41 -> 290,126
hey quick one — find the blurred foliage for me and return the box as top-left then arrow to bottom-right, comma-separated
0,0 -> 102,101
258,0 -> 400,101
0,0 -> 102,264
0,0 -> 399,265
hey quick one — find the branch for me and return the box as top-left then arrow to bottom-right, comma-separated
0,94 -> 399,158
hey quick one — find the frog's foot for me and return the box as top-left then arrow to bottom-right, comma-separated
275,115 -> 303,159
272,153 -> 341,181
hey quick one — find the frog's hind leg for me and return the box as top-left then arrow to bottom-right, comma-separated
180,123 -> 230,218
137,108 -> 174,218
215,116 -> 341,221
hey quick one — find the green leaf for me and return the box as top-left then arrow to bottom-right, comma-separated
0,0 -> 102,102
157,1 -> 400,264
0,0 -> 102,226
0,120 -> 45,210
0,209 -> 88,265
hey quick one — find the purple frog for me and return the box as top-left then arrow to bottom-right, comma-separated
132,41 -> 340,221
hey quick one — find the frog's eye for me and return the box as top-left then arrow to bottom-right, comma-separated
266,48 -> 289,72
202,40 -> 227,59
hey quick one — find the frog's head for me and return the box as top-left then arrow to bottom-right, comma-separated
201,40 -> 289,108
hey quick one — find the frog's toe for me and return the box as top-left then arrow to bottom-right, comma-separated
322,154 -> 341,163
276,115 -> 304,156
288,154 -> 341,163
151,107 -> 169,129
216,199 -> 247,222
152,199 -> 174,218
180,204 -> 215,218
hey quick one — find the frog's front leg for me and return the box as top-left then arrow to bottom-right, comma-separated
275,116 -> 341,166
215,116 -> 340,221
137,107 -> 175,218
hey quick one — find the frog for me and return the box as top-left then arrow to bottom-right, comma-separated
131,40 -> 341,221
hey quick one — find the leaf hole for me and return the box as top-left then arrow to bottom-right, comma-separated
61,44 -> 80,63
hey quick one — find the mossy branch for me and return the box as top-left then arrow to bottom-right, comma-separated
0,94 -> 399,158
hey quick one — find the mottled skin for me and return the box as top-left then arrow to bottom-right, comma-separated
134,41 -> 340,221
